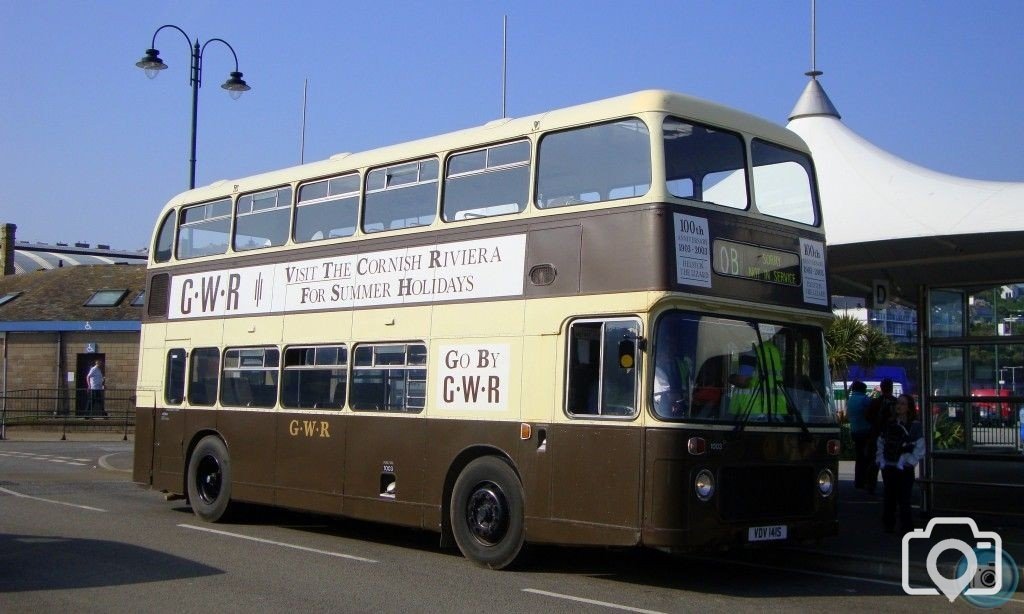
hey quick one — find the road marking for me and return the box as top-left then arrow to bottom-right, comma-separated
684,554 -> 1022,603
178,524 -> 378,563
522,589 -> 666,614
0,486 -> 107,512
98,453 -> 131,472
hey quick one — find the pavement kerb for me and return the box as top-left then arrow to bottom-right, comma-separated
0,428 -> 133,442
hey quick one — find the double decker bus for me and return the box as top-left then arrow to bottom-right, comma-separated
133,90 -> 839,569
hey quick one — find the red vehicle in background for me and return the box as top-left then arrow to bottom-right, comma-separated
971,388 -> 1014,426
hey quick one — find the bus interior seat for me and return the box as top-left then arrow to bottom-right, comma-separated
226,377 -> 253,407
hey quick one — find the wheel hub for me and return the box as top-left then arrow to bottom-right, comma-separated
196,455 -> 222,504
466,483 -> 508,545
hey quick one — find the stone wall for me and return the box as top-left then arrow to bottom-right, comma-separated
1,331 -> 140,400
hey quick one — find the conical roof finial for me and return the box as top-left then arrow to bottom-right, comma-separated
789,1 -> 841,121
789,76 -> 841,121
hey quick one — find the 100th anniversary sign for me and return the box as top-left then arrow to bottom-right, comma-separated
168,235 -> 527,319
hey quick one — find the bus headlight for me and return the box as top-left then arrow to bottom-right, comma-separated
817,469 -> 834,497
694,469 -> 715,501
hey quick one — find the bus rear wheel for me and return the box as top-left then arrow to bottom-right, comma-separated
187,435 -> 233,522
450,456 -> 525,569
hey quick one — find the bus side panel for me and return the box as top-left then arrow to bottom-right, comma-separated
274,412 -> 345,515
133,406 -> 156,486
152,407 -> 186,494
343,414 -> 426,528
580,208 -> 666,293
419,419 -> 526,533
216,410 -> 276,504
642,427 -> 692,547
542,424 -> 642,546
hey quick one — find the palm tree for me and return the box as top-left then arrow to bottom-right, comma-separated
826,314 -> 866,390
860,324 -> 895,373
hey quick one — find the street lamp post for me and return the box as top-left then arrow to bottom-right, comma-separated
136,25 -> 251,189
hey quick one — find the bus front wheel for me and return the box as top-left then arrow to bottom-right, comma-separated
450,456 -> 525,569
187,436 -> 233,522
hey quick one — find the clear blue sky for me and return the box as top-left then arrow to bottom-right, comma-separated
1,1 -> 1021,250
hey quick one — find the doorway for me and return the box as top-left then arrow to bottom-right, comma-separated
75,353 -> 105,416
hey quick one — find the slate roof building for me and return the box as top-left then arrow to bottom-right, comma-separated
0,223 -> 146,421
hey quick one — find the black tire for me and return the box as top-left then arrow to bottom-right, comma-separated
450,456 -> 525,570
186,436 -> 233,522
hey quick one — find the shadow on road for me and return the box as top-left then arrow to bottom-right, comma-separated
0,532 -> 223,592
168,502 -> 900,599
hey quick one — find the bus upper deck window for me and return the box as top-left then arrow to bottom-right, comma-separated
537,119 -> 651,209
177,198 -> 231,260
235,187 -> 292,251
751,139 -> 817,225
444,140 -> 530,221
295,173 -> 359,243
154,210 -> 176,263
363,158 -> 438,233
663,117 -> 748,210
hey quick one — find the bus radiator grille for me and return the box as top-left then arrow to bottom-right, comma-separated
718,465 -> 816,521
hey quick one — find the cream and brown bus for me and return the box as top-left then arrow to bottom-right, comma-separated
133,89 -> 840,569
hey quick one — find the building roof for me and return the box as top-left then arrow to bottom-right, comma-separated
787,81 -> 1024,247
786,77 -> 1024,300
13,241 -> 147,274
0,264 -> 145,331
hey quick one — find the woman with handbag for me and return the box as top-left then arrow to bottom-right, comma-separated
876,394 -> 925,534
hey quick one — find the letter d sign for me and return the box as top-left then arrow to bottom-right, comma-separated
873,280 -> 889,309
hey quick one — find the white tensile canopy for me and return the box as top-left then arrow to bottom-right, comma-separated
785,78 -> 1024,300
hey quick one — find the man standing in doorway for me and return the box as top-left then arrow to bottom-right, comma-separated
86,360 -> 106,417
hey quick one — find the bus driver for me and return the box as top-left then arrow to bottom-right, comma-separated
653,334 -> 692,417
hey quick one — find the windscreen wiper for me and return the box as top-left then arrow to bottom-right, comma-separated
772,379 -> 812,440
731,382 -> 763,434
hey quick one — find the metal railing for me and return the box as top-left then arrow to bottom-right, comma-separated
0,388 -> 135,440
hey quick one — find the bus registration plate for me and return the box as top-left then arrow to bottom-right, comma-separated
748,525 -> 787,542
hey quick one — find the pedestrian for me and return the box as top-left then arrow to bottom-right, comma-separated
86,359 -> 106,417
846,381 -> 873,490
876,393 -> 924,534
863,377 -> 896,494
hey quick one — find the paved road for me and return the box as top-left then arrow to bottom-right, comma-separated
0,440 -> 983,613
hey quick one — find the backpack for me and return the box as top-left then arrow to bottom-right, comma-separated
882,421 -> 910,463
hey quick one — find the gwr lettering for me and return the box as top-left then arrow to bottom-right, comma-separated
178,274 -> 240,313
180,278 -> 194,314
442,375 -> 502,404
227,274 -> 240,310
288,419 -> 331,438
200,276 -> 221,312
